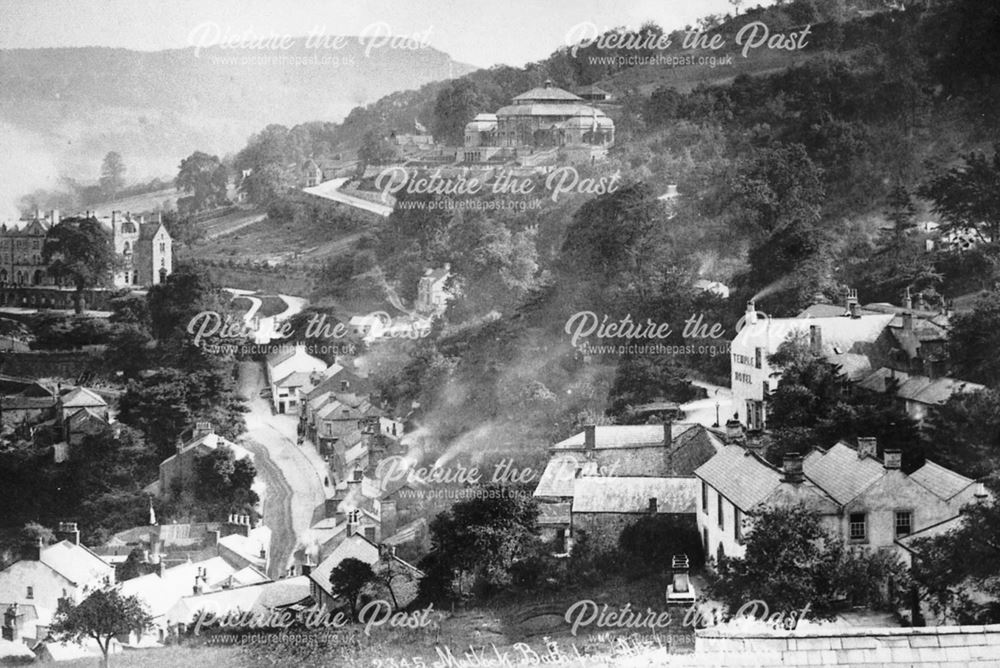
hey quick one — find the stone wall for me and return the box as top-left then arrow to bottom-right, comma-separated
669,624 -> 1000,667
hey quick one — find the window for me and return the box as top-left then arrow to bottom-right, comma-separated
734,507 -> 742,544
849,513 -> 867,541
717,493 -> 724,530
895,510 -> 913,538
26,586 -> 33,599
754,347 -> 763,369
701,481 -> 708,513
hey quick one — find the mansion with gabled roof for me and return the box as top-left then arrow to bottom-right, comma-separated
462,80 -> 615,163
0,210 -> 172,300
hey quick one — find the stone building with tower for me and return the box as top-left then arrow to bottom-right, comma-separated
0,210 -> 172,308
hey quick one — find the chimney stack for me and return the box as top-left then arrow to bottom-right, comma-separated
845,288 -> 859,316
883,450 -> 902,470
725,417 -> 743,441
3,603 -> 24,643
857,437 -> 878,460
975,482 -> 989,503
56,522 -> 80,546
584,424 -> 596,455
783,453 -> 804,483
902,312 -> 913,333
193,421 -> 214,440
809,324 -> 822,356
663,420 -> 673,447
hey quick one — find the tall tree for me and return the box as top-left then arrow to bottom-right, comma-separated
432,79 -> 488,145
949,289 -> 1000,387
329,558 -> 376,622
910,477 -> 1000,623
99,151 -> 126,201
52,589 -> 152,668
926,389 -> 1000,477
418,486 -> 541,603
42,216 -> 117,314
176,151 -> 229,213
918,144 -> 1000,244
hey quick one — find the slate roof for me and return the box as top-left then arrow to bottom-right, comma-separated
909,461 -> 975,501
60,387 -> 107,408
39,540 -> 113,586
571,477 -> 699,514
275,370 -> 313,389
694,445 -> 784,511
552,424 -> 695,450
166,577 -> 311,626
0,395 -> 57,411
860,368 -> 987,406
534,452 -> 586,498
512,84 -> 583,103
802,442 -> 885,505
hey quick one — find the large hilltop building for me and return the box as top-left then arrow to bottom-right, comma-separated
0,210 -> 172,309
462,80 -> 615,163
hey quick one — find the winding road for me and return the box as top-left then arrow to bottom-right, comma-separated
237,359 -> 328,578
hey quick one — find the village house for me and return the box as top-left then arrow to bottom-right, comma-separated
265,344 -> 328,414
156,423 -> 256,501
166,576 -> 311,637
856,367 -> 985,424
731,289 -> 981,432
0,380 -> 57,428
415,264 -> 451,315
731,293 -> 893,431
533,422 -> 723,552
694,437 -> 982,565
694,446 -> 840,562
0,525 -> 114,635
307,534 -> 423,612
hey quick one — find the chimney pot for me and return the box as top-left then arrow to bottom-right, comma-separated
746,300 -> 758,325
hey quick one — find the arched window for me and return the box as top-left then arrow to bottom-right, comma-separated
122,241 -> 131,255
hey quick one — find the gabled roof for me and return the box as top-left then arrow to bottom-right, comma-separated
60,387 -> 107,408
309,533 -> 423,600
163,432 -> 252,465
274,370 -> 313,389
39,540 -> 113,586
571,477 -> 698,514
694,445 -> 784,511
802,442 -> 885,505
67,407 -> 109,429
909,461 -> 975,501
